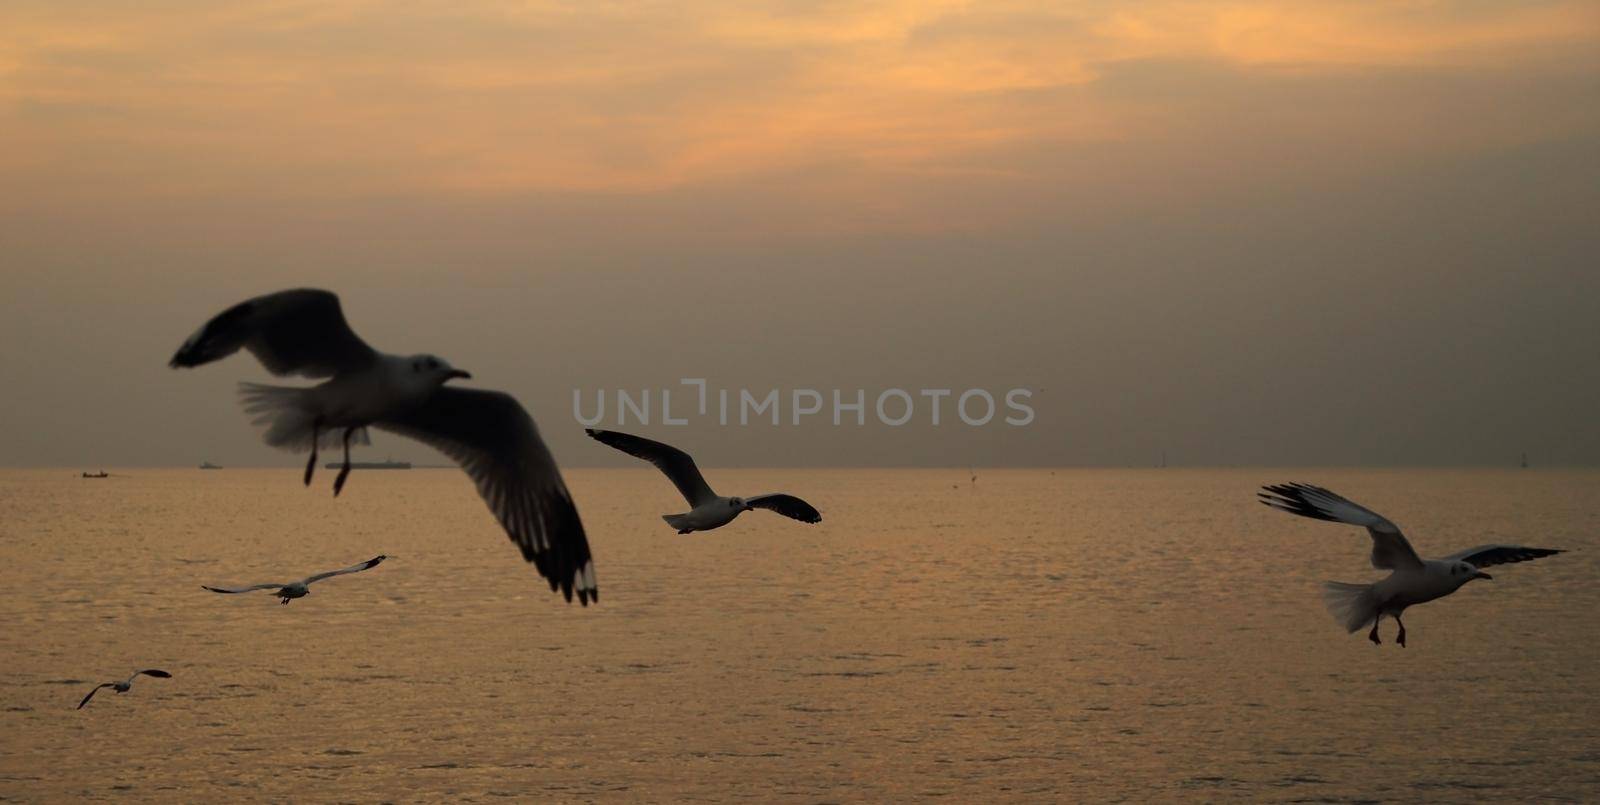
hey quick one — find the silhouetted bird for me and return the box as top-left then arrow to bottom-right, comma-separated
204,555 -> 388,604
586,429 -> 821,534
169,289 -> 595,604
78,670 -> 171,710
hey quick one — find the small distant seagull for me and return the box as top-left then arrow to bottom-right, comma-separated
586,429 -> 821,534
204,555 -> 388,605
1259,483 -> 1563,647
169,289 -> 596,604
78,670 -> 171,710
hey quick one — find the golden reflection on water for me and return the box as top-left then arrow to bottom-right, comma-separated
1,468 -> 1596,800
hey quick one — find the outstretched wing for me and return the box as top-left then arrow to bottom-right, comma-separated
1443,544 -> 1564,569
746,493 -> 822,524
202,583 -> 285,594
585,429 -> 717,506
379,388 -> 596,605
78,684 -> 113,710
304,555 -> 387,585
169,288 -> 378,378
1258,483 -> 1423,571
126,669 -> 172,685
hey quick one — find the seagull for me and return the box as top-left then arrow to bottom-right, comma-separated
586,429 -> 821,534
204,555 -> 389,604
1259,483 -> 1564,647
77,670 -> 171,710
169,289 -> 596,604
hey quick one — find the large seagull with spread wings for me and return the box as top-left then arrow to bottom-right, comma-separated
586,429 -> 821,534
1259,482 -> 1562,647
170,288 -> 596,605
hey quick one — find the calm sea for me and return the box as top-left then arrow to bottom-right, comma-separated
1,467 -> 1596,801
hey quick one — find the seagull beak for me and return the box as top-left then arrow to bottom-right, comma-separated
447,369 -> 472,381
1475,570 -> 1493,581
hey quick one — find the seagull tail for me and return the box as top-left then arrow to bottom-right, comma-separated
1322,581 -> 1379,634
238,383 -> 368,451
662,513 -> 694,532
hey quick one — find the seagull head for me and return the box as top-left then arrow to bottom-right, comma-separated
410,354 -> 472,385
1453,560 -> 1492,582
729,497 -> 753,511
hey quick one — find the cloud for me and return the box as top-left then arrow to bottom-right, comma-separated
1,0 -> 1595,218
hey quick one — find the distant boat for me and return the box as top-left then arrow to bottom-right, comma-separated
199,461 -> 223,470
1520,453 -> 1529,469
326,457 -> 411,470
82,471 -> 109,478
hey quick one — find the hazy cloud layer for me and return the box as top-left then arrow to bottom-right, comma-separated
2,1 -> 1597,467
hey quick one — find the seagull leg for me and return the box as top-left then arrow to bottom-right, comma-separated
1395,615 -> 1406,648
1368,616 -> 1382,646
333,428 -> 355,497
304,417 -> 322,486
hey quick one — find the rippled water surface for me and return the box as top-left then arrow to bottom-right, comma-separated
2,467 -> 1597,801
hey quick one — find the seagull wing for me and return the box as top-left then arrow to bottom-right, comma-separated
202,583 -> 285,594
585,429 -> 717,506
378,388 -> 596,605
1258,483 -> 1424,571
1442,544 -> 1564,569
303,555 -> 387,585
78,684 -> 114,710
126,669 -> 172,685
170,288 -> 378,378
746,493 -> 822,524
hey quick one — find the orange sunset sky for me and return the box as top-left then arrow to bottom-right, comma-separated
1,1 -> 1597,467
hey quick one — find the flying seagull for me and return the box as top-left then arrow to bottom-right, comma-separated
204,555 -> 388,604
586,429 -> 821,533
169,289 -> 596,604
1259,482 -> 1563,647
78,670 -> 171,710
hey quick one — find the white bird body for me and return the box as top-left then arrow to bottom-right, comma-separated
1260,482 -> 1563,646
240,352 -> 466,452
665,496 -> 753,533
305,354 -> 439,426
1368,561 -> 1472,611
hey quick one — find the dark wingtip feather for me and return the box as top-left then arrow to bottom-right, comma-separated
1257,482 -> 1342,523
167,298 -> 256,370
168,342 -> 206,369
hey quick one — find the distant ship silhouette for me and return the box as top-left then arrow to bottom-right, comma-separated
199,461 -> 222,470
81,471 -> 109,478
325,457 -> 411,470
